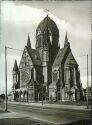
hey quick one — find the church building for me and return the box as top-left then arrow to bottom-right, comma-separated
12,15 -> 83,102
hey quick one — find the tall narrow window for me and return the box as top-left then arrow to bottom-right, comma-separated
64,69 -> 66,83
49,34 -> 52,44
48,29 -> 52,44
31,68 -> 34,79
70,68 -> 74,87
64,68 -> 70,84
53,70 -> 58,82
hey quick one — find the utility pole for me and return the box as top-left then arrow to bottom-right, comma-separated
86,54 -> 89,109
4,46 -> 23,110
91,16 -> 92,87
5,46 -> 7,111
91,3 -> 92,109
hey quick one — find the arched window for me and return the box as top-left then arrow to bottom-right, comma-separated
16,73 -> 18,83
31,68 -> 34,79
38,37 -> 41,47
48,29 -> 52,44
64,68 -> 70,83
50,34 -> 52,44
70,68 -> 74,87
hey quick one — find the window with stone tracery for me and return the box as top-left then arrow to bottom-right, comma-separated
21,71 -> 30,86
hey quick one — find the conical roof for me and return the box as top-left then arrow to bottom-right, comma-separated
65,52 -> 78,66
13,60 -> 19,71
27,33 -> 31,48
64,32 -> 70,48
36,15 -> 59,34
64,32 -> 68,47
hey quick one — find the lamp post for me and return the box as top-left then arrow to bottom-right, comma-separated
89,4 -> 92,109
5,46 -> 7,111
91,3 -> 92,88
86,54 -> 89,109
42,84 -> 43,106
4,46 -> 23,111
80,54 -> 89,108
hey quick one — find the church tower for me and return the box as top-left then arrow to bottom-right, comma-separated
35,15 -> 60,99
36,15 -> 60,65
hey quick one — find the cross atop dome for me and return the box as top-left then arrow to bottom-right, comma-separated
44,9 -> 49,16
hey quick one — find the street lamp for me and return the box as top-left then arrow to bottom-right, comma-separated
79,54 -> 89,108
5,46 -> 23,111
86,54 -> 89,109
76,54 -> 89,108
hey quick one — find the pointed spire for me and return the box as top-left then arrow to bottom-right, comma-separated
27,33 -> 31,48
64,32 -> 68,47
46,14 -> 48,18
13,60 -> 18,71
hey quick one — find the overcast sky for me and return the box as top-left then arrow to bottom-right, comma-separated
0,1 -> 91,94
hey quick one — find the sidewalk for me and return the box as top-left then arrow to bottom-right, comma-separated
0,108 -> 28,120
0,108 -> 50,125
0,108 -> 30,125
9,101 -> 92,111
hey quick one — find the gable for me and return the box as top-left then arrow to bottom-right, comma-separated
53,44 -> 70,66
26,47 -> 42,66
64,51 -> 78,66
19,46 -> 33,69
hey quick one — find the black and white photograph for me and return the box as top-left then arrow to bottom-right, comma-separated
0,1 -> 92,125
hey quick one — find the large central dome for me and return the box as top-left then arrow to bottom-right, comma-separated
36,15 -> 59,47
36,15 -> 60,65
36,15 -> 59,35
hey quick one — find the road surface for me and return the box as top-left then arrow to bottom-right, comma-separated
7,102 -> 92,125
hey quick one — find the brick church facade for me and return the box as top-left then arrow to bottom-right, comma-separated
12,15 -> 84,102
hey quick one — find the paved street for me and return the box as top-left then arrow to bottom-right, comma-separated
6,101 -> 92,125
0,110 -> 52,125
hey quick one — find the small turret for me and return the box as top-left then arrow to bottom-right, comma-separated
64,32 -> 69,47
27,33 -> 31,48
13,60 -> 18,71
